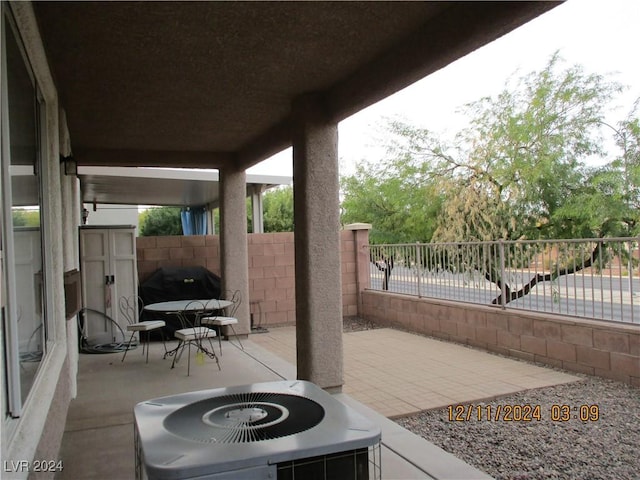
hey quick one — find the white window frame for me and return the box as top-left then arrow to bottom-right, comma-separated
1,3 -> 50,419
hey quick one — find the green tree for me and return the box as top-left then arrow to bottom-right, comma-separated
428,53 -> 624,241
139,206 -> 183,236
556,100 -> 640,238
263,185 -> 294,232
355,53 -> 636,243
12,208 -> 40,227
340,156 -> 442,244
245,186 -> 294,233
341,53 -> 639,304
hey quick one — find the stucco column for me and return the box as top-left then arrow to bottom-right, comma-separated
292,93 -> 343,392
219,165 -> 250,336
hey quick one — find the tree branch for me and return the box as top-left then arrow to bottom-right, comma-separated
491,242 -> 603,305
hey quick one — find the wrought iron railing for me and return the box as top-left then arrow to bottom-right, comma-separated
367,237 -> 640,324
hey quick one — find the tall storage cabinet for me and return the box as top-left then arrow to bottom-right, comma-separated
80,226 -> 138,344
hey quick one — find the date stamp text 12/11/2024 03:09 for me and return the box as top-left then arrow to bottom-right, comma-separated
447,404 -> 600,422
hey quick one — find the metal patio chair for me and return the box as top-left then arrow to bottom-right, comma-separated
171,300 -> 220,375
201,290 -> 244,355
120,295 -> 166,364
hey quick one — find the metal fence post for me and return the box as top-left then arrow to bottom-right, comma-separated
631,237 -> 639,323
415,242 -> 422,298
499,240 -> 507,309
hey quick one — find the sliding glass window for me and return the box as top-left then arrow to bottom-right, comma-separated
2,7 -> 47,417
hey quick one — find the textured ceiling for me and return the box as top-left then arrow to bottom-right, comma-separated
33,1 -> 559,172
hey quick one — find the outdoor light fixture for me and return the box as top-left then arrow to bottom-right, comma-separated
61,155 -> 77,176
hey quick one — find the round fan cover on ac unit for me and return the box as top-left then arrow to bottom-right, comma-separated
163,391 -> 325,444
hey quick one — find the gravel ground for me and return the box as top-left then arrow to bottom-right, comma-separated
343,316 -> 381,332
341,320 -> 639,479
396,375 -> 640,480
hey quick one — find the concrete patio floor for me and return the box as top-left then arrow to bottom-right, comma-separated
56,327 -> 579,479
251,327 -> 580,418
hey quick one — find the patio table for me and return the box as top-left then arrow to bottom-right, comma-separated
144,299 -> 233,366
144,299 -> 232,314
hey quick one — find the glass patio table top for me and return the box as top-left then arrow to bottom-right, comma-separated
144,299 -> 233,314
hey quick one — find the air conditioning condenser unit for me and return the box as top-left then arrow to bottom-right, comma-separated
134,380 -> 382,479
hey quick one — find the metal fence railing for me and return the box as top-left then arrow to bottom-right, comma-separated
367,237 -> 640,324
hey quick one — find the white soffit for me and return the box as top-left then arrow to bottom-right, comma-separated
78,167 -> 291,207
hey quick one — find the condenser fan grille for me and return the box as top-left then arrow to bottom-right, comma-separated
163,391 -> 325,444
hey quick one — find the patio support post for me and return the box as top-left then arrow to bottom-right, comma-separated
205,204 -> 216,235
250,184 -> 265,233
219,165 -> 250,336
292,93 -> 343,392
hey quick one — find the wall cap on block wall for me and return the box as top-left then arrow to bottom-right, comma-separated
342,223 -> 372,231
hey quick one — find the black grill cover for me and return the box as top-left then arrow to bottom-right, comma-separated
139,266 -> 222,335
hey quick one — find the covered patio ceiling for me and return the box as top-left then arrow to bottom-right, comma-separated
32,1 -> 560,172
77,167 -> 291,207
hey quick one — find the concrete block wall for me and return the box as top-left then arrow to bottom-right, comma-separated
362,291 -> 640,386
136,228 -> 368,327
137,235 -> 220,279
248,232 -> 296,326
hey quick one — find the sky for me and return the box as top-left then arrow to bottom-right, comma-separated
247,0 -> 640,179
